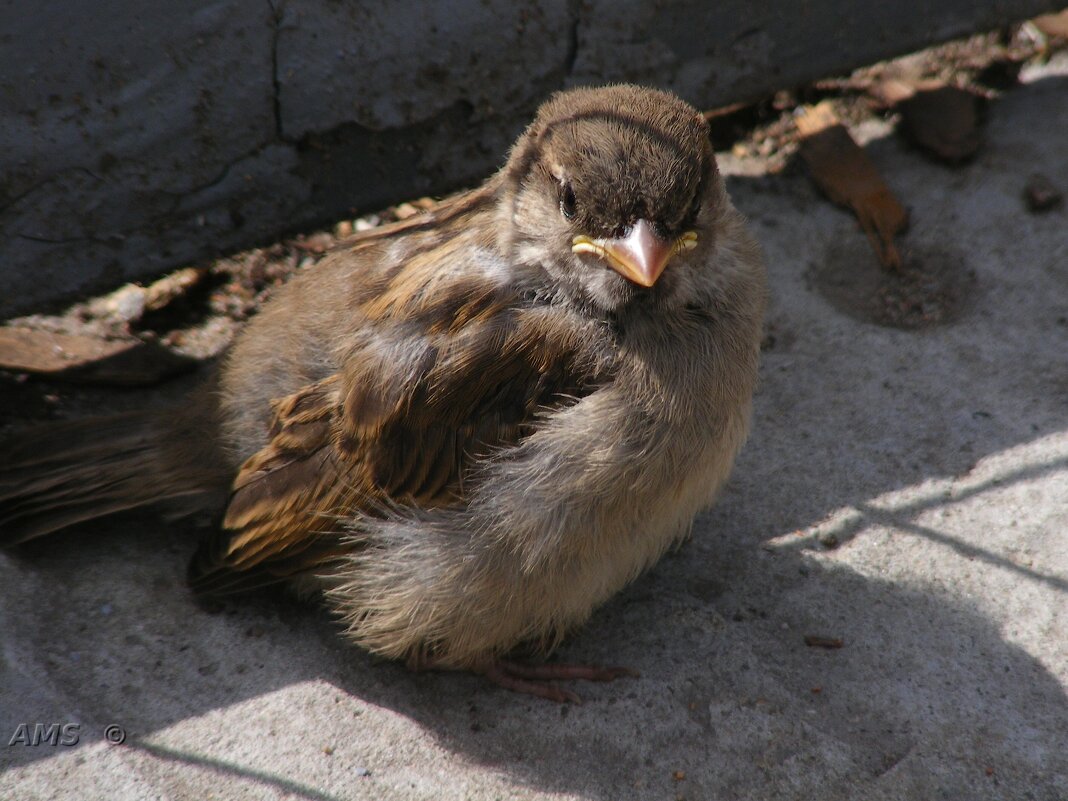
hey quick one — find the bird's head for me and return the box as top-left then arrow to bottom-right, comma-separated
500,84 -> 726,313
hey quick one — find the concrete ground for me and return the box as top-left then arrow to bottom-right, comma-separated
1,61 -> 1066,800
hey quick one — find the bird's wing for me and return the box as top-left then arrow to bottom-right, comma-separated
189,267 -> 610,595
188,375 -> 355,594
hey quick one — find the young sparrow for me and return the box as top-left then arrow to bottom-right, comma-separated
0,85 -> 766,702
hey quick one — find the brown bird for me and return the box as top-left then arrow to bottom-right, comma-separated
0,85 -> 766,702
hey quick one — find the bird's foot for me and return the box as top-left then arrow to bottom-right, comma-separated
482,659 -> 638,704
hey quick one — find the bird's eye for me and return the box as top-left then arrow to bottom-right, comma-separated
682,176 -> 705,229
559,182 -> 577,220
688,194 -> 702,222
683,191 -> 703,228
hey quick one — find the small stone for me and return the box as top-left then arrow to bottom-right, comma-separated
106,284 -> 148,323
897,85 -> 982,163
1024,174 -> 1063,213
393,202 -> 419,219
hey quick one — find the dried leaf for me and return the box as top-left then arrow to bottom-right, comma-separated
797,102 -> 909,270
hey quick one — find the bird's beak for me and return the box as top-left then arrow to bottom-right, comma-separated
572,220 -> 697,288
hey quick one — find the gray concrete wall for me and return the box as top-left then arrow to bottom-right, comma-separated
0,0 -> 1059,317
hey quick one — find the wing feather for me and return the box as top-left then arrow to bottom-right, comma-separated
189,260 -> 612,595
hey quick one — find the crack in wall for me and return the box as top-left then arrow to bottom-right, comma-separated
12,145 -> 273,248
563,1 -> 581,77
158,153 -> 242,205
0,167 -> 104,217
17,232 -> 115,246
267,0 -> 285,141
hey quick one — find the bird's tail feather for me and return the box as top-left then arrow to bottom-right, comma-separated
0,412 -> 213,545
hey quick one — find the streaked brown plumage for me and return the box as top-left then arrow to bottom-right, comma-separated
0,85 -> 766,701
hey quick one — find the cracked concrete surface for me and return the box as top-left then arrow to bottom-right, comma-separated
1,54 -> 1066,801
1,0 -> 1062,318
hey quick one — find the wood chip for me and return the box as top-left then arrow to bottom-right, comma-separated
1033,10 -> 1068,39
898,84 -> 982,163
702,101 -> 751,122
89,267 -> 208,324
143,267 -> 208,312
867,78 -> 917,108
0,327 -> 197,385
796,102 -> 909,270
804,635 -> 845,649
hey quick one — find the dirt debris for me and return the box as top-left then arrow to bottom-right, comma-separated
803,635 -> 844,650
809,238 -> 974,331
713,23 -> 1064,168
